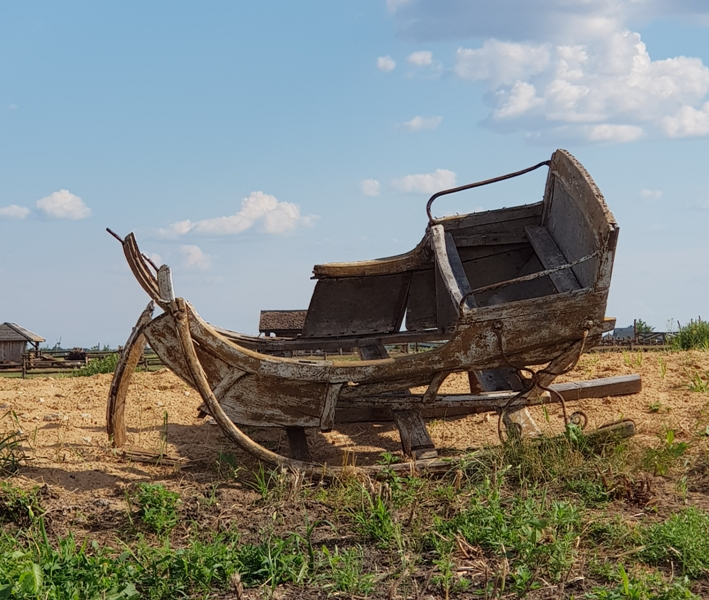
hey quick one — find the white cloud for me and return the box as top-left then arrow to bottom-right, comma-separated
36,190 -> 91,220
408,51 -> 433,66
386,0 -> 411,12
377,55 -> 396,72
456,40 -> 550,87
147,252 -> 163,266
179,245 -> 211,271
662,102 -> 709,137
0,204 -> 30,220
586,124 -> 644,143
360,179 -> 381,197
401,115 -> 442,132
641,189 -> 663,200
388,1 -> 709,142
159,191 -> 315,238
391,169 -> 456,194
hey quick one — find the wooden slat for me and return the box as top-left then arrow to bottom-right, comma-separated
525,225 -> 581,292
320,383 -> 343,431
357,342 -> 388,361
548,374 -> 641,400
431,225 -> 475,313
434,202 -> 543,230
453,231 -> 528,246
392,410 -> 436,458
285,427 -> 311,461
157,265 -> 175,303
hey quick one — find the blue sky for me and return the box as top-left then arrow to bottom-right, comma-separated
2,1 -> 708,347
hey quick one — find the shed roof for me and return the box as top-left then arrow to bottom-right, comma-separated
259,310 -> 307,333
0,323 -> 46,343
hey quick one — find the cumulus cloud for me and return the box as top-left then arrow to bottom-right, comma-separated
360,179 -> 381,197
179,245 -> 211,271
387,1 -> 709,142
391,169 -> 456,194
408,50 -> 433,66
377,55 -> 396,72
401,115 -> 442,132
662,102 -> 709,137
36,190 -> 91,220
159,191 -> 315,238
641,189 -> 663,199
0,204 -> 30,220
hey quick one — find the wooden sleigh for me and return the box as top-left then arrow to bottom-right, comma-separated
106,149 -> 637,475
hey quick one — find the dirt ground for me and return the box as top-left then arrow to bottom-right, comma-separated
2,349 -> 709,498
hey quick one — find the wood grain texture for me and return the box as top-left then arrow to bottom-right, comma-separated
106,302 -> 154,447
302,273 -> 411,337
525,225 -> 581,293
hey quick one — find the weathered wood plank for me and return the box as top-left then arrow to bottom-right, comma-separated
358,342 -> 388,361
312,241 -> 431,279
453,231 -> 528,246
320,383 -> 343,431
525,225 -> 581,292
107,302 -> 154,447
435,202 -> 543,230
285,427 -> 311,462
302,273 -> 411,337
392,410 -> 437,458
548,374 -> 641,400
431,225 -> 475,313
157,265 -> 175,303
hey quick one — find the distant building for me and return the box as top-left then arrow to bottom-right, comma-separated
258,310 -> 307,338
611,326 -> 634,340
0,323 -> 45,364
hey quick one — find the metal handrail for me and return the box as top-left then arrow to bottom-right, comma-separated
426,160 -> 551,223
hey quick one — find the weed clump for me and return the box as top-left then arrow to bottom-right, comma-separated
0,482 -> 41,527
672,319 -> 709,350
134,483 -> 180,535
72,353 -> 120,377
640,507 -> 709,578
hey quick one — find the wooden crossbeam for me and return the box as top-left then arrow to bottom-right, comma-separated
525,225 -> 581,292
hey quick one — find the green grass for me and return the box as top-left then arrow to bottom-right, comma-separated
133,483 -> 180,535
4,393 -> 709,598
640,508 -> 709,578
672,319 -> 709,350
72,353 -> 120,377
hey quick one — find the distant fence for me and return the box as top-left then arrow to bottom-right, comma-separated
0,350 -> 164,378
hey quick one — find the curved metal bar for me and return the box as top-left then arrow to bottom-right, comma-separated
426,160 -> 551,223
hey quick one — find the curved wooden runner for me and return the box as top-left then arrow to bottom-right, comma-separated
107,302 -> 154,447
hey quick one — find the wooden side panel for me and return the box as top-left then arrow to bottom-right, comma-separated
219,375 -> 326,428
0,342 -> 24,363
543,150 -> 617,290
302,273 -> 411,337
405,269 -> 437,331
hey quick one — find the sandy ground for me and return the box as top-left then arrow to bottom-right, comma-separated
1,349 -> 709,498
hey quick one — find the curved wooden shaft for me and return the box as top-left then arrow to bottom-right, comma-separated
173,298 -> 318,472
107,302 -> 154,447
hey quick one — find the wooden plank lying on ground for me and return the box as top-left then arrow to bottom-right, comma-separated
548,374 -> 641,400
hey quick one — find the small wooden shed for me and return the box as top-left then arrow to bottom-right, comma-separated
0,323 -> 45,364
258,310 -> 307,338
